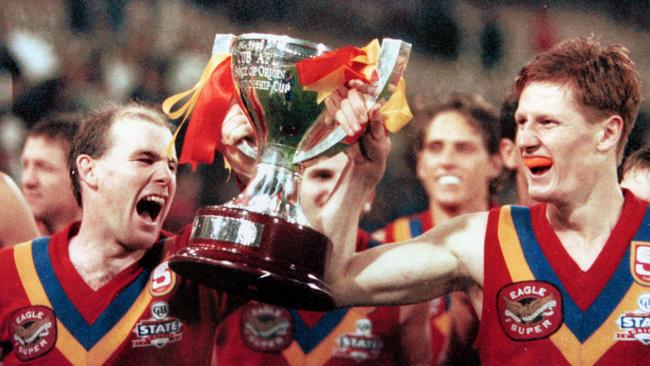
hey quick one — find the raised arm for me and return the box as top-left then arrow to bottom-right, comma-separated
0,172 -> 39,247
316,91 -> 486,307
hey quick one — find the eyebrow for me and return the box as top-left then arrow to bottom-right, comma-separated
133,150 -> 178,164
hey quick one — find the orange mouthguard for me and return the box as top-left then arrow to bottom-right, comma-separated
523,157 -> 553,169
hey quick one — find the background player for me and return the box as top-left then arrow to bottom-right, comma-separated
21,114 -> 82,235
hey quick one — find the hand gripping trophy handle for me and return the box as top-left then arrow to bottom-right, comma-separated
293,38 -> 412,163
167,34 -> 411,311
218,35 -> 413,162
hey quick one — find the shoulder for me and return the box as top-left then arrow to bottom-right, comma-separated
0,172 -> 15,190
0,172 -> 24,204
0,243 -> 18,265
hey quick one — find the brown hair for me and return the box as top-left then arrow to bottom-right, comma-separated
515,37 -> 641,163
622,146 -> 650,178
413,93 -> 501,155
68,102 -> 173,207
27,113 -> 83,155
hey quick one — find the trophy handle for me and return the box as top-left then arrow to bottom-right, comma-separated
292,39 -> 412,164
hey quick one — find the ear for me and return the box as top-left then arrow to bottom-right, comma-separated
488,152 -> 504,180
499,138 -> 519,170
76,154 -> 99,190
596,115 -> 623,154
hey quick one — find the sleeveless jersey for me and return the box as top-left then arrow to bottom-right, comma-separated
213,231 -> 403,366
0,223 -> 241,365
477,191 -> 650,365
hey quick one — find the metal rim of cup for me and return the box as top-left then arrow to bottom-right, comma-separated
236,33 -> 331,53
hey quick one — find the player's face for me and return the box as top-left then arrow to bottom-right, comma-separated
417,111 -> 500,209
21,136 -> 77,223
300,153 -> 348,220
515,82 -> 603,204
621,168 -> 650,201
91,117 -> 177,250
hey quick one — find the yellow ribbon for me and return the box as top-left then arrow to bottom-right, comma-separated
356,39 -> 380,81
380,77 -> 413,132
160,52 -> 230,158
311,39 -> 412,131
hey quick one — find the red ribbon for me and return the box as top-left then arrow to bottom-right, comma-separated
296,46 -> 370,87
179,57 -> 239,170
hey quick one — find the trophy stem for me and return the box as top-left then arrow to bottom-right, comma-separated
228,143 -> 308,225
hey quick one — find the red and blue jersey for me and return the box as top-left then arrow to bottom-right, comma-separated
213,230 -> 403,366
0,223 -> 241,365
382,210 -> 434,243
477,191 -> 650,365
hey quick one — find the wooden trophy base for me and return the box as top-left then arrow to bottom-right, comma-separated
167,206 -> 335,311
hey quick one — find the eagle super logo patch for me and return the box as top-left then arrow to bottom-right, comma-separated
497,281 -> 563,340
631,241 -> 650,286
10,305 -> 57,361
240,302 -> 292,352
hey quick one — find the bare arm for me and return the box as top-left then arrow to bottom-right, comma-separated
314,90 -> 486,307
0,172 -> 39,247
327,212 -> 487,307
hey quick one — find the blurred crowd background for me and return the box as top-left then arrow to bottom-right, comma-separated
2,0 -> 650,232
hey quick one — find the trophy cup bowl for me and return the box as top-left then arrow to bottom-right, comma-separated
168,34 -> 337,310
167,33 -> 411,311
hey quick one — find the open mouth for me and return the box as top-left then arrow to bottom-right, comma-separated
136,195 -> 165,222
523,157 -> 553,176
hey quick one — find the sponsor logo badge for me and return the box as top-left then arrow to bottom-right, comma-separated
631,241 -> 650,286
240,303 -> 292,352
10,306 -> 57,361
497,281 -> 563,340
149,262 -> 177,297
615,293 -> 650,345
132,301 -> 183,349
334,318 -> 383,362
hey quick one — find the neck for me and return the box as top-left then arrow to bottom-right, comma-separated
548,188 -> 624,236
68,219 -> 147,291
546,180 -> 625,270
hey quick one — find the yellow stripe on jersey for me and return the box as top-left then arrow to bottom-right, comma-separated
496,207 -> 580,364
14,241 -> 152,366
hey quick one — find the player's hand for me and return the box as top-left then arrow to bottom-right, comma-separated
323,80 -> 375,135
221,104 -> 256,182
345,106 -> 390,186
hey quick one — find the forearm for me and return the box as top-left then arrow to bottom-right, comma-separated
319,161 -> 375,297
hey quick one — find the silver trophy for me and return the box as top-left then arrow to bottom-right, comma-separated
168,33 -> 411,310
